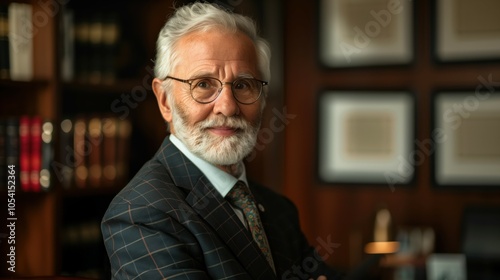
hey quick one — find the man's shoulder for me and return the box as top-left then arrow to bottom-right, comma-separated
109,158 -> 186,209
249,180 -> 297,211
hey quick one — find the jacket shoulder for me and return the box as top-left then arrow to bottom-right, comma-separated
108,158 -> 186,212
249,180 -> 298,214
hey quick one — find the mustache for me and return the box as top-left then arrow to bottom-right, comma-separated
199,116 -> 249,130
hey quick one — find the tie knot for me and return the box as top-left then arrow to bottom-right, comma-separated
226,181 -> 255,210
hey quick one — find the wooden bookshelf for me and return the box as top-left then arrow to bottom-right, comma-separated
0,0 -> 58,277
0,0 -> 174,278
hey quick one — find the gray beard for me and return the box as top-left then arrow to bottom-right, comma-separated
171,101 -> 261,166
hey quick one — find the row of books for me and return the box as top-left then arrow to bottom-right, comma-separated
1,2 -> 145,84
0,116 -> 54,192
60,7 -> 122,84
0,115 -> 132,192
57,115 -> 132,190
0,3 -> 33,81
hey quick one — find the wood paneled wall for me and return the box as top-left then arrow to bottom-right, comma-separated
281,0 -> 500,271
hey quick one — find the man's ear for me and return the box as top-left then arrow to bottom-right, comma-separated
152,78 -> 172,122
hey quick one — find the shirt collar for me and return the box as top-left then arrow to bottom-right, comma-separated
169,134 -> 248,198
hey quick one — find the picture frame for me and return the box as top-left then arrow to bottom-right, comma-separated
432,91 -> 500,187
317,90 -> 415,187
434,0 -> 500,62
318,0 -> 414,68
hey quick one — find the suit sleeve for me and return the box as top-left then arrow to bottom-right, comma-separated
101,199 -> 211,280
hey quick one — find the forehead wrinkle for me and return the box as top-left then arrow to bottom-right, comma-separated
187,61 -> 257,81
189,71 -> 256,80
174,29 -> 259,80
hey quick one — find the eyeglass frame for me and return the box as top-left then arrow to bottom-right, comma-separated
164,75 -> 268,105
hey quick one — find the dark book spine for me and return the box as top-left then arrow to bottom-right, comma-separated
5,117 -> 19,190
19,115 -> 30,192
101,116 -> 117,188
87,116 -> 102,187
40,119 -> 54,191
73,117 -> 88,188
30,116 -> 42,192
74,13 -> 90,83
0,4 -> 9,79
101,12 -> 119,84
87,12 -> 103,84
0,119 -> 6,190
116,119 -> 132,186
54,118 -> 74,189
60,7 -> 74,82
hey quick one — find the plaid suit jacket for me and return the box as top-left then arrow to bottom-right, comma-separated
102,137 -> 342,280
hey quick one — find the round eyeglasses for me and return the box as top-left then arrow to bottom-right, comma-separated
165,76 -> 268,104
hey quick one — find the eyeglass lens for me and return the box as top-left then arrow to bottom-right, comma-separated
190,77 -> 262,104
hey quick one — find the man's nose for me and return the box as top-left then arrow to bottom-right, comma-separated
213,85 -> 239,116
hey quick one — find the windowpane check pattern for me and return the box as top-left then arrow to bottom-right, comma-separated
226,181 -> 276,273
166,76 -> 267,104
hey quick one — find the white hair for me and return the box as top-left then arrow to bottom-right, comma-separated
154,2 -> 271,83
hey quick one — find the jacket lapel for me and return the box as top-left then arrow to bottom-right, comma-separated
156,137 -> 276,279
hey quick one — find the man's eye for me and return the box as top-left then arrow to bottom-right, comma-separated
234,79 -> 251,90
194,79 -> 215,89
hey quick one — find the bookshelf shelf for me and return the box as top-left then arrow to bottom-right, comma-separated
61,78 -> 146,94
0,79 -> 51,89
60,186 -> 124,198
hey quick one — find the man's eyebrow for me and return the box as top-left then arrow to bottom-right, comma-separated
236,73 -> 255,79
188,72 -> 257,80
188,71 -> 217,79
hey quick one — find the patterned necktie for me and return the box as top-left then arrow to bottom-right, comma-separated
227,181 -> 276,273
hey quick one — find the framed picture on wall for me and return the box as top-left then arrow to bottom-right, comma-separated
317,90 -> 415,187
318,0 -> 414,68
434,0 -> 500,62
432,92 -> 500,187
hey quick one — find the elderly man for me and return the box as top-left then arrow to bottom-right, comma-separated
101,2 -> 343,279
